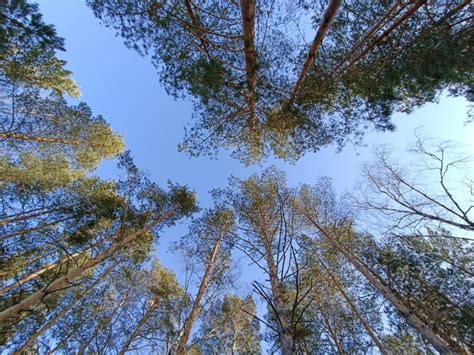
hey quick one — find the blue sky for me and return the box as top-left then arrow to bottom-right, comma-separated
37,0 -> 473,347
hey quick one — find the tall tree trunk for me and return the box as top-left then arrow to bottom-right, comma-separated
13,262 -> 117,354
240,0 -> 258,128
263,243 -> 294,354
320,259 -> 388,355
118,297 -> 159,355
0,250 -> 85,296
0,132 -> 84,145
288,0 -> 341,105
0,211 -> 171,324
303,214 -> 452,354
176,236 -> 221,355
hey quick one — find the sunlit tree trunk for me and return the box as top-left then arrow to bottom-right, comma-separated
263,240 -> 295,354
288,0 -> 341,104
240,0 -> 258,128
0,250 -> 84,296
176,235 -> 221,355
321,260 -> 388,355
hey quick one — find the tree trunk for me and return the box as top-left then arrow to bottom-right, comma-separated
288,0 -> 341,105
176,236 -> 221,355
13,263 -> 117,354
0,212 -> 171,324
0,250 -> 84,296
118,297 -> 159,355
304,214 -> 453,354
321,260 -> 388,355
240,0 -> 258,128
263,244 -> 294,354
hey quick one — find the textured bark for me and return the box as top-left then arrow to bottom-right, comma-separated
288,0 -> 342,104
240,0 -> 258,128
303,214 -> 453,354
118,297 -> 159,355
0,212 -> 172,324
13,263 -> 116,354
176,236 -> 221,355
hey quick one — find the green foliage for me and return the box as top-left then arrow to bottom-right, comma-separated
88,0 -> 472,163
197,294 -> 261,354
0,94 -> 125,190
0,0 -> 80,96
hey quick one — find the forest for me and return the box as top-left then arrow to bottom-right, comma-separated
0,0 -> 473,354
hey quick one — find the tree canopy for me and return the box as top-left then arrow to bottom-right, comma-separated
88,0 -> 472,163
1,1 -> 472,354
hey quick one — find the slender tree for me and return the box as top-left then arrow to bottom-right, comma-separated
175,208 -> 235,354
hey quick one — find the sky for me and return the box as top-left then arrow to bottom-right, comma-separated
36,0 -> 473,348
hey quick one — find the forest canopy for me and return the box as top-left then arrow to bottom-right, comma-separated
0,0 -> 473,354
88,0 -> 473,163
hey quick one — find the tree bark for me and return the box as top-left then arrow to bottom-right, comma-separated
176,236 -> 221,355
288,0 -> 341,105
240,0 -> 258,128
